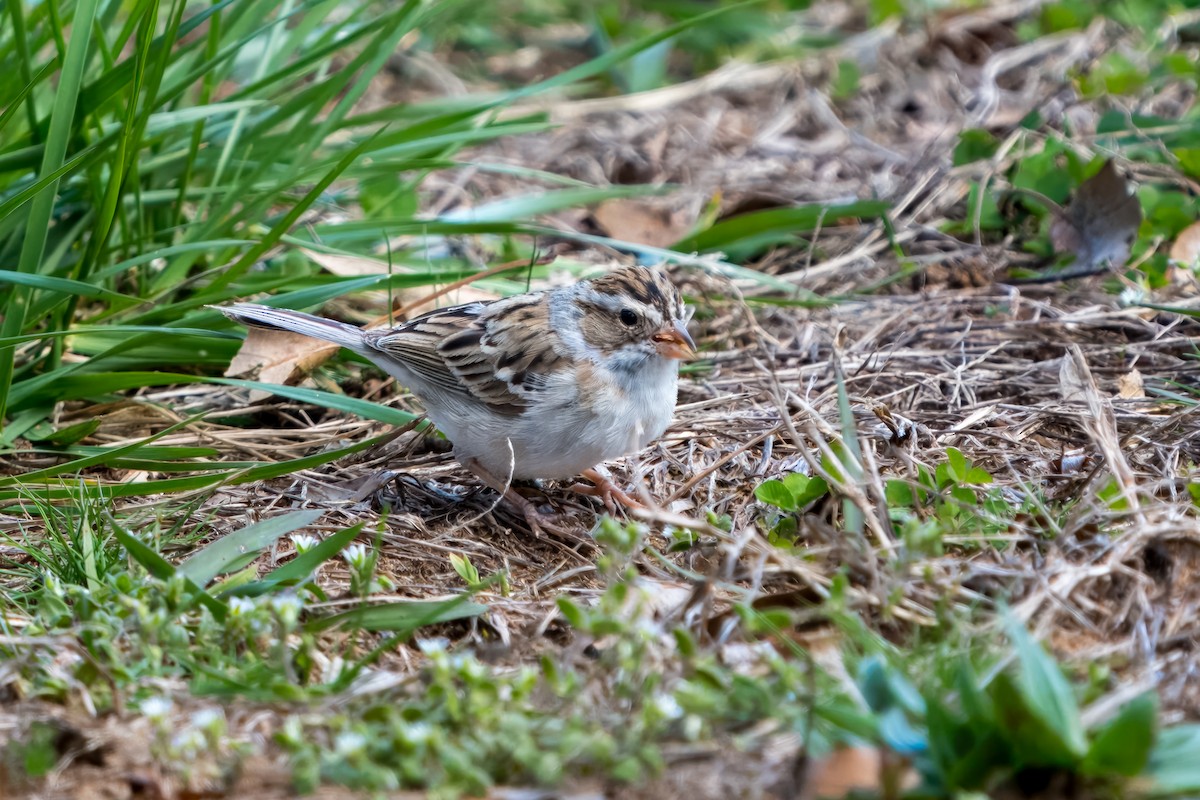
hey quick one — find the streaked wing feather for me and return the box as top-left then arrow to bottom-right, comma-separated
367,300 -> 545,415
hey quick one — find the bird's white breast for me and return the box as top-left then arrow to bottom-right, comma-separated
443,356 -> 679,481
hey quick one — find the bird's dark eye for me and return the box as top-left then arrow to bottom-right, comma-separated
619,308 -> 639,327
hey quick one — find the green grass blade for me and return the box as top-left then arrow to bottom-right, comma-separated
0,0 -> 103,425
180,509 -> 325,587
205,129 -> 386,293
0,61 -> 55,138
672,200 -> 892,257
0,270 -> 140,304
0,412 -> 204,487
306,597 -> 487,633
0,431 -> 397,506
109,513 -> 227,619
227,522 -> 364,598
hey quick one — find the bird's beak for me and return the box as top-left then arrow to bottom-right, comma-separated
651,322 -> 696,361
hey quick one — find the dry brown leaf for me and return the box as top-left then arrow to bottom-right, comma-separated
1049,160 -> 1142,276
1117,368 -> 1145,399
591,199 -> 696,249
399,285 -> 499,319
303,248 -> 395,277
1058,352 -> 1090,405
798,747 -> 918,800
225,327 -> 339,400
301,248 -> 499,317
1169,220 -> 1200,267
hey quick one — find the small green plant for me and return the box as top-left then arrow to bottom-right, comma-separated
850,616 -> 1200,797
884,448 -> 1017,547
754,471 -> 830,543
449,552 -> 509,595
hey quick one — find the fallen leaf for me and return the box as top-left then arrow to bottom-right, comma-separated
1049,160 -> 1142,277
590,199 -> 696,249
799,746 -> 918,800
224,327 -> 339,400
301,248 -> 498,318
1059,353 -> 1092,405
399,286 -> 498,319
1117,369 -> 1144,399
1169,220 -> 1200,267
302,248 -> 395,277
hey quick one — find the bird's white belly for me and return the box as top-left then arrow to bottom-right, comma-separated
429,360 -> 678,481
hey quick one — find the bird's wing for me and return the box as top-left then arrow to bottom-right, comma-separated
368,296 -> 564,415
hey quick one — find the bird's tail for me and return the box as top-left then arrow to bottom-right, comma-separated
217,303 -> 368,352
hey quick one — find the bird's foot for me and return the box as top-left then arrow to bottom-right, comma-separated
568,467 -> 645,515
463,457 -> 584,542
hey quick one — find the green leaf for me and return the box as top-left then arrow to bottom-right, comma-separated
180,509 -> 324,587
25,419 -> 102,446
885,479 -> 916,507
673,200 -> 890,259
755,479 -> 796,511
1004,614 -> 1088,760
953,129 -> 1000,166
1098,476 -> 1131,511
990,671 -> 1078,767
830,58 -> 860,101
556,597 -> 587,630
788,474 -> 828,507
950,485 -> 977,506
946,447 -> 969,484
306,597 -> 486,633
1175,147 -> 1200,181
1081,693 -> 1157,777
1147,724 -> 1200,793
965,467 -> 994,485
449,553 -> 481,586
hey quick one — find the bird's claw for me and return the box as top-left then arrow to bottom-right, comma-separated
570,468 -> 645,515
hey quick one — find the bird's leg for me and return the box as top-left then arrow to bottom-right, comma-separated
462,457 -> 566,538
568,465 -> 644,515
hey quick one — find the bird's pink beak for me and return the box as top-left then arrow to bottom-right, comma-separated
651,322 -> 696,361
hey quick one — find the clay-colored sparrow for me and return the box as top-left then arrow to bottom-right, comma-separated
219,266 -> 695,534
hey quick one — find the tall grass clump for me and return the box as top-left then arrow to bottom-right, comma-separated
0,0 -> 723,447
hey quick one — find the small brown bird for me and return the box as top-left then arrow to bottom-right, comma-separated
220,266 -> 694,533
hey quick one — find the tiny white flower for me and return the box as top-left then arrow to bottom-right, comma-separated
291,533 -> 319,554
191,708 -> 223,730
171,727 -> 206,755
653,693 -> 683,720
341,543 -> 369,568
335,731 -> 367,756
402,722 -> 432,745
416,637 -> 449,655
1119,284 -> 1147,306
271,595 -> 303,627
140,696 -> 173,720
229,597 -> 256,617
271,595 -> 303,614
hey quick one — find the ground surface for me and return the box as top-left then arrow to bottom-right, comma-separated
5,2 -> 1200,798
